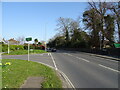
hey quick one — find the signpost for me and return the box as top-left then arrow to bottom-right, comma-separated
114,43 -> 120,48
26,37 -> 32,61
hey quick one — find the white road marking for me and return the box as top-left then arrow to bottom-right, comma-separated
50,53 -> 58,70
76,57 -> 90,62
99,64 -> 120,73
58,70 -> 76,89
94,56 -> 118,63
64,53 -> 90,62
48,53 -> 50,56
67,54 -> 73,56
36,59 -> 75,89
64,53 -> 68,55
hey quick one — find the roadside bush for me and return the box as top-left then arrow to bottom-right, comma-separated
10,45 -> 24,51
17,45 -> 24,50
2,44 -> 8,52
24,45 -> 35,50
2,44 -> 24,52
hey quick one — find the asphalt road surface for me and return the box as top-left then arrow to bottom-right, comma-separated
2,50 -> 119,88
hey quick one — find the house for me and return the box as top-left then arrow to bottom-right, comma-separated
8,38 -> 20,45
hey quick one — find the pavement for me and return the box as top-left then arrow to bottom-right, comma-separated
20,77 -> 44,88
2,51 -> 120,88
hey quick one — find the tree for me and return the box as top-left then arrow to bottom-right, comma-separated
108,2 -> 120,42
16,36 -> 25,45
38,42 -> 42,45
57,17 -> 73,47
104,15 -> 115,43
87,2 -> 115,48
34,38 -> 38,45
83,8 -> 100,48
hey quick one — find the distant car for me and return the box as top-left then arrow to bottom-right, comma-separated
46,48 -> 52,52
47,48 -> 56,52
51,48 -> 56,52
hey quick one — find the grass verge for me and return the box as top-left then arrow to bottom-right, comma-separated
3,50 -> 47,55
2,59 -> 62,88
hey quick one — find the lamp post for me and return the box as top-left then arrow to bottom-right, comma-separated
45,23 -> 47,52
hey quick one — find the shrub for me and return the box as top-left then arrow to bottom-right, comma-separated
2,44 -> 8,52
2,44 -> 24,52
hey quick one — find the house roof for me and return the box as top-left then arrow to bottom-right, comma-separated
8,38 -> 20,44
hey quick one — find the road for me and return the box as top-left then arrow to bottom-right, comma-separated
2,50 -> 119,88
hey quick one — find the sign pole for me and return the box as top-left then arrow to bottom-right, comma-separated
26,37 -> 32,61
28,42 -> 29,61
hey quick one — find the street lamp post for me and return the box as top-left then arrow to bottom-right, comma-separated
45,23 -> 47,52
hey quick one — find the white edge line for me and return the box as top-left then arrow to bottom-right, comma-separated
99,64 -> 120,73
58,70 -> 76,89
65,53 -> 90,62
50,53 -> 58,70
49,53 -> 75,89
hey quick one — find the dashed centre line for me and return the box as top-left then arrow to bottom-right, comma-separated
64,53 -> 119,73
76,57 -> 90,62
99,64 -> 119,73
67,54 -> 73,56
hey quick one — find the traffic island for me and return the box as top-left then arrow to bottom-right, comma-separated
2,59 -> 62,88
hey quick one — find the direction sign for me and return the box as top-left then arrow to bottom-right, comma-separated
114,43 -> 120,48
26,37 -> 32,41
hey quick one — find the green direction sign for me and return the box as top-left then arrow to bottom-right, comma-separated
114,43 -> 120,48
26,37 -> 32,41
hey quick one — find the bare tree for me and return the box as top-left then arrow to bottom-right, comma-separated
56,17 -> 73,45
16,36 -> 25,45
108,2 -> 120,42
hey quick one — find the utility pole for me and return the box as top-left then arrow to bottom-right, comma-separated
8,40 -> 9,54
45,23 -> 47,52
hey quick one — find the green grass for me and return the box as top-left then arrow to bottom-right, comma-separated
3,50 -> 47,55
2,59 -> 62,88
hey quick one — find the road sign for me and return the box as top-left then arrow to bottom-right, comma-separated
26,37 -> 32,61
114,43 -> 120,48
26,37 -> 32,41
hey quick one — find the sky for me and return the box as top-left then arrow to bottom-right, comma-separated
2,2 -> 88,42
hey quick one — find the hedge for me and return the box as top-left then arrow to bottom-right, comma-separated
2,44 -> 24,52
